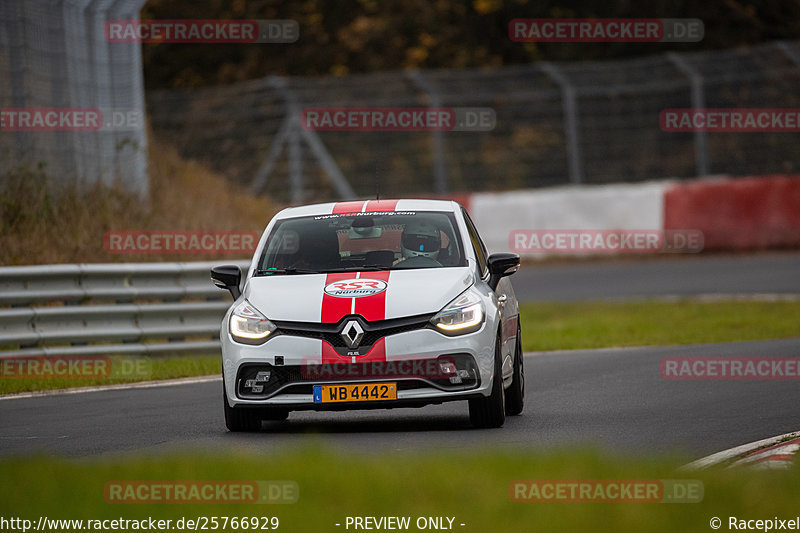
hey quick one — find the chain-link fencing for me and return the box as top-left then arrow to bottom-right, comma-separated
0,0 -> 148,196
148,40 -> 800,204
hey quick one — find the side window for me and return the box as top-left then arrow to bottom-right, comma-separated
462,209 -> 488,277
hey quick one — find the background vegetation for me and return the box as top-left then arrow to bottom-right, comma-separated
141,0 -> 800,88
0,143 -> 275,265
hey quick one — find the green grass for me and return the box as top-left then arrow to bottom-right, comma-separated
0,354 -> 219,395
519,300 -> 800,352
0,449 -> 797,532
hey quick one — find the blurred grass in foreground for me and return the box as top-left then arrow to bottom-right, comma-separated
0,449 -> 797,533
520,300 -> 800,351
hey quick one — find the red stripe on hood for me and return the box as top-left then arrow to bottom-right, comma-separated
332,199 -> 398,214
358,337 -> 386,362
319,271 -> 391,363
321,273 -> 352,323
321,272 -> 391,323
354,271 -> 391,322
332,201 -> 366,214
321,338 -> 386,364
364,199 -> 398,212
321,341 -> 342,364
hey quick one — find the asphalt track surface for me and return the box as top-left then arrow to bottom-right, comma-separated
513,251 -> 800,301
1,253 -> 798,459
1,337 -> 798,459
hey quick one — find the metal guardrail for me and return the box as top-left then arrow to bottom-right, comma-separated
0,261 -> 250,359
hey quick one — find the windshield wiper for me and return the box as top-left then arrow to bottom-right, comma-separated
254,265 -> 394,276
326,265 -> 393,272
253,267 -> 322,276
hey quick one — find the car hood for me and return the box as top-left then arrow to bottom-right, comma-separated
244,267 -> 474,323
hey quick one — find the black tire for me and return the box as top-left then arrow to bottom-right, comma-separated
261,409 -> 289,422
223,382 -> 262,432
469,335 -> 506,428
505,325 -> 525,416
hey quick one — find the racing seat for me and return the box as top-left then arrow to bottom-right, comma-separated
295,230 -> 342,271
436,245 -> 458,266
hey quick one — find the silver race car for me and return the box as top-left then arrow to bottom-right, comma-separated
211,199 -> 523,431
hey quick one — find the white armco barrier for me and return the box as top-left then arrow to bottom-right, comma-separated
469,181 -> 672,255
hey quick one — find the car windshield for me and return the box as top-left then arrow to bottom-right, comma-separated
255,210 -> 466,275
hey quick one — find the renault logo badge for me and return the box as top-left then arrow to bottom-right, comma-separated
341,320 -> 364,349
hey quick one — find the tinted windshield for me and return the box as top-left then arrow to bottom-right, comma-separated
256,210 -> 466,275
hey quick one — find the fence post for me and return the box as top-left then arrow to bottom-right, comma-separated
251,114 -> 293,194
540,62 -> 584,185
667,52 -> 710,177
251,76 -> 356,201
114,0 -> 150,199
775,41 -> 800,67
1,1 -> 32,161
298,126 -> 357,200
287,105 -> 304,204
406,70 -> 449,195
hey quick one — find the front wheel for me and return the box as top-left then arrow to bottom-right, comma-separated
261,409 -> 289,421
504,324 -> 524,416
223,382 -> 263,432
469,336 -> 506,428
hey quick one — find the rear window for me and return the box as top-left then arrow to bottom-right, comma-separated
256,210 -> 466,275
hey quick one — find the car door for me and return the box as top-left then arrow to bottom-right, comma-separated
461,208 -> 519,380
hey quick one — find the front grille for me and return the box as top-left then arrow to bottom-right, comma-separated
273,314 -> 434,357
236,354 -> 479,400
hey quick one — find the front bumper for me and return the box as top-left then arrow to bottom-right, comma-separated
222,323 -> 496,410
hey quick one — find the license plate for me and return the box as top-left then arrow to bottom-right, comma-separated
313,382 -> 397,403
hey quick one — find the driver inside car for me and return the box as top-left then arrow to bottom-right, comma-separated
393,220 -> 442,266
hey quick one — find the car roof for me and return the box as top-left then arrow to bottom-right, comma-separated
274,199 -> 461,220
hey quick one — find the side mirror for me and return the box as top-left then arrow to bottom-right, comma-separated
211,265 -> 242,299
487,253 -> 520,290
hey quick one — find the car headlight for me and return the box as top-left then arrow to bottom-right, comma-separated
229,300 -> 276,345
431,290 -> 484,336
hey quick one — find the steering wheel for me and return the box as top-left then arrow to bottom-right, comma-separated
395,255 -> 442,268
